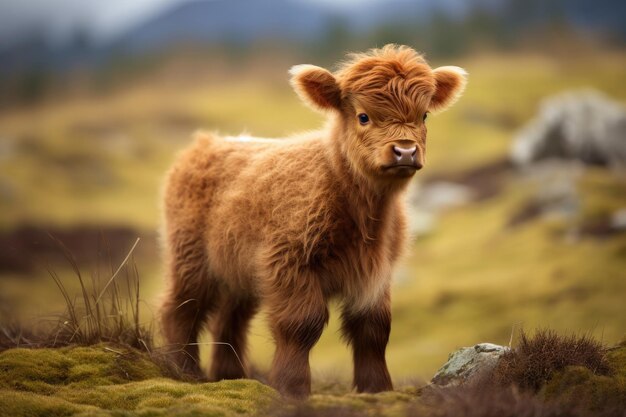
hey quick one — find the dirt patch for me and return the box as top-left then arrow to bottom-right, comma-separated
579,218 -> 625,238
507,200 -> 544,227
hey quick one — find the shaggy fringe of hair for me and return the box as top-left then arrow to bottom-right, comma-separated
336,44 -> 435,123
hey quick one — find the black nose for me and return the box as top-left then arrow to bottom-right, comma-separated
392,145 -> 421,169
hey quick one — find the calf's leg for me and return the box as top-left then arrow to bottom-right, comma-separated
267,274 -> 328,399
160,230 -> 219,377
209,294 -> 259,381
341,292 -> 393,393
161,284 -> 216,376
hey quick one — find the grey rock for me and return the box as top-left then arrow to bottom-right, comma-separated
412,181 -> 474,212
406,209 -> 437,237
431,343 -> 509,387
611,208 -> 626,230
511,90 -> 626,168
406,181 -> 474,236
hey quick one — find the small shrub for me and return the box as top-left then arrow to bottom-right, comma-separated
494,328 -> 611,392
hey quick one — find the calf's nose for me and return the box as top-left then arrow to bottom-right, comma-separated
392,145 -> 421,169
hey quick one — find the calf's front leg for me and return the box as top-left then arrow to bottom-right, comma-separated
341,292 -> 393,393
267,271 -> 328,399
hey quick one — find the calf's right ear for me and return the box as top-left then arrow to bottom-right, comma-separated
429,66 -> 468,114
289,65 -> 342,113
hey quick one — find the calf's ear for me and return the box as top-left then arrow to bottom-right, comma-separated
429,66 -> 467,113
289,64 -> 342,113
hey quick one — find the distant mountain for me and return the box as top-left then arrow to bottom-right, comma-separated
1,0 -> 625,76
564,0 -> 626,38
93,0 -> 626,57
109,0 -> 333,53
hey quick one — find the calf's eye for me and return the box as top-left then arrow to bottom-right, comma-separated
358,113 -> 370,125
423,112 -> 429,122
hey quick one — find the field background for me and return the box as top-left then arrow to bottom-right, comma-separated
1,0 -> 625,387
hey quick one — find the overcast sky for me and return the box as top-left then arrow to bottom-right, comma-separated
0,0 -> 379,45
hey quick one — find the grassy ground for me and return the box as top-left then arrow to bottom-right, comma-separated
1,334 -> 624,416
0,50 -> 625,389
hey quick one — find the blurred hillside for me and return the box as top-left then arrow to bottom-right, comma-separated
2,0 -> 626,107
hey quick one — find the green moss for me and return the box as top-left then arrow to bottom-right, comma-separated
0,348 -> 73,392
63,346 -> 163,386
542,343 -> 626,413
543,366 -> 626,412
0,389 -> 95,417
56,378 -> 276,415
0,344 -> 161,394
0,346 -> 277,416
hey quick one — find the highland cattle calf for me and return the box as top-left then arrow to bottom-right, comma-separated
160,44 -> 467,398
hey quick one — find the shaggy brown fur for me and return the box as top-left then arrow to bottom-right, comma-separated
160,44 -> 467,398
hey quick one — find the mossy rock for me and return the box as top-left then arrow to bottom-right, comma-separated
0,345 -> 278,417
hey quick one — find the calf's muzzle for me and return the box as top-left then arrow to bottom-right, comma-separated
392,144 -> 422,170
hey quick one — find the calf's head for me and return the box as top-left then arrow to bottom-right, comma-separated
290,45 -> 466,184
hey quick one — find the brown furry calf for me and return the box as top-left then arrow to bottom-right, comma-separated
160,45 -> 466,398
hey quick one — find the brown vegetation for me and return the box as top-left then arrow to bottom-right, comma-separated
494,329 -> 611,391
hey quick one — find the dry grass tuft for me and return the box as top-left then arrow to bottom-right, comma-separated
45,234 -> 153,350
494,328 -> 611,392
1,235 -> 152,352
0,316 -> 39,350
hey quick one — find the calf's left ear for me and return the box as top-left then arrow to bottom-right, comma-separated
289,64 -> 342,113
429,66 -> 468,113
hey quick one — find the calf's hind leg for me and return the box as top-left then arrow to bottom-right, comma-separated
160,232 -> 219,376
161,288 -> 212,375
209,294 -> 259,381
